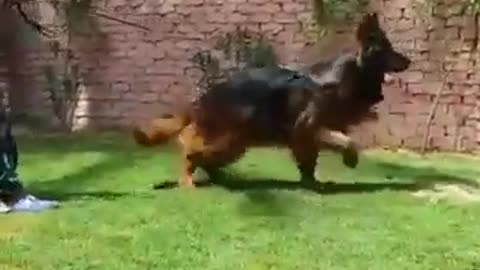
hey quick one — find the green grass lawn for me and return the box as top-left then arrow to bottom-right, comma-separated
1,132 -> 480,270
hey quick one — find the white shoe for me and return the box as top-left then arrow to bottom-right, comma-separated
0,201 -> 11,213
10,194 -> 59,212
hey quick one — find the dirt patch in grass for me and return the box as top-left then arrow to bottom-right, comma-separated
412,182 -> 480,205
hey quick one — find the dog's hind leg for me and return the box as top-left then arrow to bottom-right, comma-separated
178,123 -> 209,188
181,153 -> 197,188
201,134 -> 247,182
177,123 -> 239,187
315,129 -> 358,168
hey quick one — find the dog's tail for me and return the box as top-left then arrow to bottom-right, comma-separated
132,113 -> 191,147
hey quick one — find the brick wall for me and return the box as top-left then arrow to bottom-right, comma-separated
1,0 -> 479,152
363,0 -> 480,152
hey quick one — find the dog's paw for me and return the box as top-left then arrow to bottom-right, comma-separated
342,144 -> 359,168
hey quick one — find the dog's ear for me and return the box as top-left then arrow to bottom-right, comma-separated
356,12 -> 380,44
369,13 -> 379,24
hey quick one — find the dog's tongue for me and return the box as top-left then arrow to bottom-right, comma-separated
383,73 -> 395,84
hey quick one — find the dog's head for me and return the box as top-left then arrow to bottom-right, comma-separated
356,13 -> 411,73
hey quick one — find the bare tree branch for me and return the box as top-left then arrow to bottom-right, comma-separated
92,10 -> 151,32
11,1 -> 54,37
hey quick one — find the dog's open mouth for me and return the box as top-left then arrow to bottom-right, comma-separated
383,73 -> 395,84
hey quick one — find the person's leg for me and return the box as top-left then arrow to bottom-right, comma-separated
0,152 -> 59,212
0,114 -> 59,213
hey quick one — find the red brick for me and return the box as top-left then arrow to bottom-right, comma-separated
391,101 -> 432,116
445,16 -> 464,27
176,6 -> 194,15
260,23 -> 284,35
396,19 -> 415,31
400,71 -> 423,83
150,76 -> 177,91
458,136 -> 477,152
197,22 -> 219,33
477,126 -> 480,143
445,27 -> 460,39
176,40 -> 198,50
383,86 -> 410,102
382,5 -> 402,19
459,51 -> 474,60
416,124 -> 445,137
462,18 -> 479,40
237,3 -> 260,14
112,82 -> 130,93
388,102 -> 407,115
411,93 -> 433,103
431,111 -> 458,126
452,104 -> 476,118
446,71 -> 468,82
282,3 -> 305,13
387,121 -> 417,138
445,60 -> 474,72
402,7 -> 417,19
138,92 -> 159,103
158,3 -> 175,14
248,13 -> 272,23
145,61 -> 183,75
462,93 -> 479,105
185,0 -> 204,6
438,94 -> 462,104
273,12 -> 298,23
393,39 -> 415,51
430,135 -> 456,151
409,60 -> 441,72
409,52 -> 429,61
452,40 -> 477,52
229,13 -> 248,23
404,136 -> 426,149
447,3 -> 465,16
408,28 -> 429,40
258,3 -> 282,13
372,126 -> 399,146
207,10 -> 227,23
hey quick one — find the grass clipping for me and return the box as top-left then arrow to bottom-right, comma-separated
412,182 -> 480,205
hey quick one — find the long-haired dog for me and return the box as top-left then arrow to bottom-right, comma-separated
133,13 -> 411,188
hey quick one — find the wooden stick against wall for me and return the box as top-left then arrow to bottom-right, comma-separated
420,68 -> 450,154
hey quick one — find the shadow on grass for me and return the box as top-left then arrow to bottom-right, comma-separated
17,132 -> 479,205
152,171 -> 422,218
31,190 -> 133,202
373,161 -> 480,187
153,159 -> 480,217
26,153 -> 155,202
153,159 -> 479,195
154,178 -> 421,194
15,132 -> 169,202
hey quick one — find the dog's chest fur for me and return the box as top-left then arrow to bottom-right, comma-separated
308,56 -> 385,131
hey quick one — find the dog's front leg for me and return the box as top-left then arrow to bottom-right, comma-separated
290,125 -> 319,185
315,129 -> 359,168
291,144 -> 319,186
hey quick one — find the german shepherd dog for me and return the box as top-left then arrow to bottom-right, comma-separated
133,13 -> 411,188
